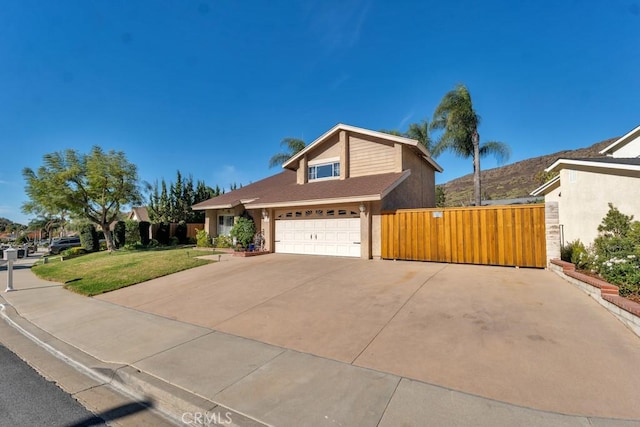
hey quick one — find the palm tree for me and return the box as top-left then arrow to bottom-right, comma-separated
430,84 -> 510,206
405,119 -> 435,153
269,137 -> 306,168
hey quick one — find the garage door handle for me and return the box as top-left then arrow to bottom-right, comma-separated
353,242 -> 361,244
275,240 -> 280,242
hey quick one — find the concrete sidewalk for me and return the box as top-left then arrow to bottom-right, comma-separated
1,254 -> 639,427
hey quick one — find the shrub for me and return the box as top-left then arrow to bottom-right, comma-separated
148,239 -> 160,248
568,240 -> 592,270
156,222 -> 170,245
61,247 -> 87,259
213,234 -> 233,248
195,229 -> 212,248
230,217 -> 256,249
169,236 -> 179,246
79,224 -> 99,252
16,234 -> 28,244
591,205 -> 640,297
561,240 -> 579,263
125,220 -> 141,246
114,221 -> 126,248
138,221 -> 151,246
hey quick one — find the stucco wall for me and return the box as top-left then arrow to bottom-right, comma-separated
382,146 -> 436,210
370,201 -> 383,259
610,134 -> 640,158
554,168 -> 640,245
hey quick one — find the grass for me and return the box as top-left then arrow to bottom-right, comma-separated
32,247 -> 214,296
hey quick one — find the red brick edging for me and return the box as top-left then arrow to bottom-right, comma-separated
550,259 -> 640,317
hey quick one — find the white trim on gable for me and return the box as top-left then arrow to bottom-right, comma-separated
545,158 -> 640,173
530,175 -> 560,197
599,125 -> 640,156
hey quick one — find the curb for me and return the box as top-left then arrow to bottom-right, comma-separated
0,301 -> 268,427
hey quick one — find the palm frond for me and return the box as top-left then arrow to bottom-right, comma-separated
268,153 -> 291,168
479,141 -> 511,164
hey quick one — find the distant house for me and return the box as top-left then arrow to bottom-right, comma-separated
531,125 -> 640,245
193,123 -> 443,259
127,207 -> 150,222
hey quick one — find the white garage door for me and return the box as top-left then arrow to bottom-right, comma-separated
275,218 -> 361,257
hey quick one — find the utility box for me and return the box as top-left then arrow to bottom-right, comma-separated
3,247 -> 17,261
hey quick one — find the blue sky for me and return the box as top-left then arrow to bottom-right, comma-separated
1,0 -> 639,225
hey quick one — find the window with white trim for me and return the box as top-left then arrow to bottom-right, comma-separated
308,161 -> 340,181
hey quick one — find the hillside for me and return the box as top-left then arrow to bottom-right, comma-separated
441,137 -> 618,206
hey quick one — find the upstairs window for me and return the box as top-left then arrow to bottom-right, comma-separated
308,161 -> 340,181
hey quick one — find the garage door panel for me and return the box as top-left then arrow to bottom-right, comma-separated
275,218 -> 360,257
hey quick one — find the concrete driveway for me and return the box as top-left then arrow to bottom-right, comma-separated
97,253 -> 640,417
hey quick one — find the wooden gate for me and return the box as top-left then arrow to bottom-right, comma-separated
381,205 -> 547,268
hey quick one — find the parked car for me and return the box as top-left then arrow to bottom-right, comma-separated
49,237 -> 82,255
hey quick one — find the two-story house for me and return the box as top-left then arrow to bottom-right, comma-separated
531,124 -> 640,245
192,123 -> 443,259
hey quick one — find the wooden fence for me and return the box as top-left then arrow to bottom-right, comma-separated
381,205 -> 547,268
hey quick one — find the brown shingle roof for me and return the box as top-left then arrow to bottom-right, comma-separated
192,170 -> 408,210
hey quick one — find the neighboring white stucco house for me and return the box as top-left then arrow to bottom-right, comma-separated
531,125 -> 640,246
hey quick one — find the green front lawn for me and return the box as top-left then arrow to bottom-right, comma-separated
33,248 -> 214,296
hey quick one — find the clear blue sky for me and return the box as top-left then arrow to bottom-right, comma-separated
1,0 -> 639,225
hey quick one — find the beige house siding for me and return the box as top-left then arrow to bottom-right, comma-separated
555,168 -> 640,245
349,135 -> 396,177
307,134 -> 341,163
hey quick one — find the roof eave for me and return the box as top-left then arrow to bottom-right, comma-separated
247,171 -> 411,210
246,195 -> 383,210
423,155 -> 444,173
546,158 -> 640,173
530,175 -> 560,196
599,125 -> 640,155
191,202 -> 237,211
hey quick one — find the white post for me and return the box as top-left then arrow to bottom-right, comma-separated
4,247 -> 17,292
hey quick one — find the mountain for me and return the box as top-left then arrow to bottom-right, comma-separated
440,137 -> 618,206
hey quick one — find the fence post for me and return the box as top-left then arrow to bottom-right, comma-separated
544,202 -> 560,267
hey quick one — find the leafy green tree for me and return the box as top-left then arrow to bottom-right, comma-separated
431,84 -> 510,206
269,137 -> 306,168
436,185 -> 446,208
22,146 -> 142,251
124,219 -> 141,246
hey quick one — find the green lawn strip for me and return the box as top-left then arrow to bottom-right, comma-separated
32,248 -> 213,296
